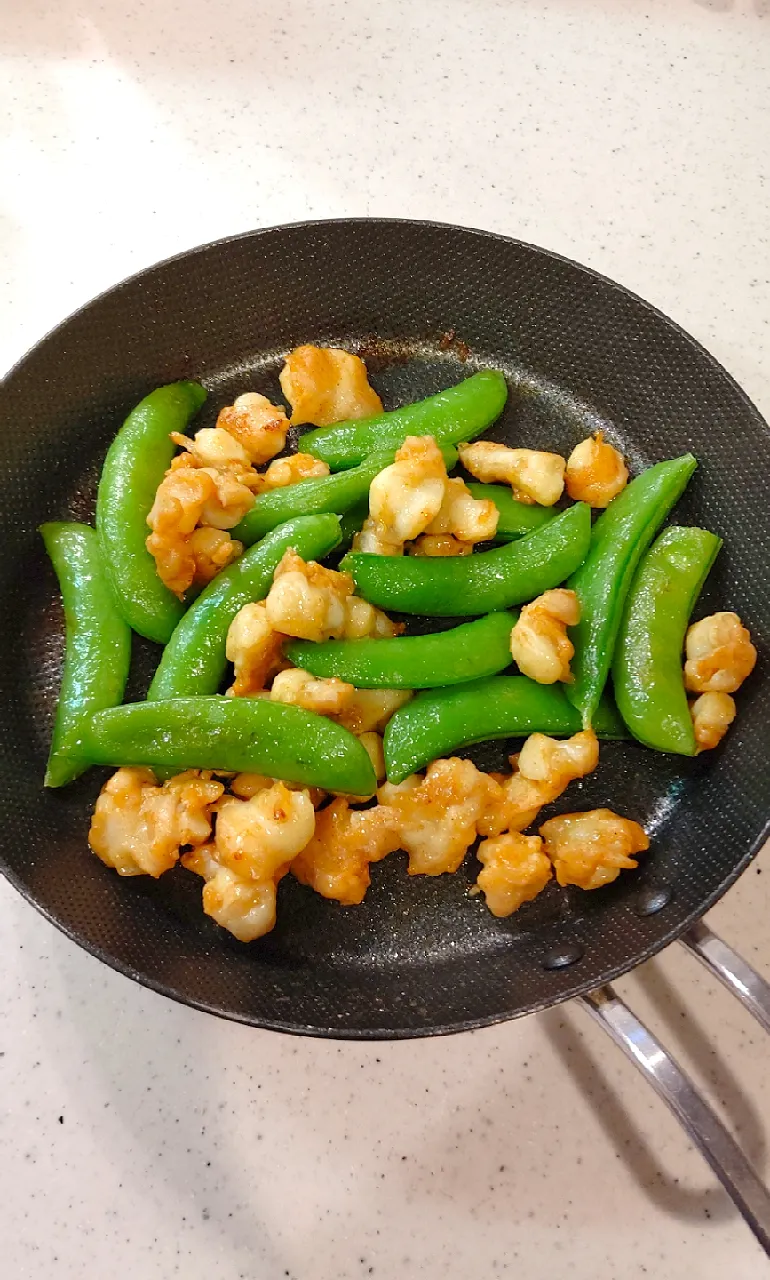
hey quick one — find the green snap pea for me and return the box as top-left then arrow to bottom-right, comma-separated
383,675 -> 626,782
147,514 -> 341,701
613,526 -> 721,754
285,612 -> 516,689
566,454 -> 697,728
71,697 -> 377,796
41,522 -> 132,788
302,370 -> 508,470
337,501 -> 370,551
96,381 -> 207,644
343,502 -> 591,616
232,446 -> 457,547
465,484 -> 557,539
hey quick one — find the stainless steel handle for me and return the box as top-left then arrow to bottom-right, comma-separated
680,921 -> 770,1034
579,983 -> 770,1256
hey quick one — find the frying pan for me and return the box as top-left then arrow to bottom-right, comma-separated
2,220 -> 769,1246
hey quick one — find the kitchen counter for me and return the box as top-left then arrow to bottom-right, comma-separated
2,2 -> 769,1276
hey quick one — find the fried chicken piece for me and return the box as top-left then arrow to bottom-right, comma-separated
478,730 -> 599,836
540,808 -> 649,890
368,436 -> 448,544
459,441 -> 566,506
265,549 -> 354,641
279,345 -> 383,427
182,843 -> 280,942
262,453 -> 331,488
409,534 -> 473,557
684,612 -> 757,694
291,798 -> 400,904
690,691 -> 737,752
565,432 -> 628,507
509,589 -> 580,685
269,667 -> 356,717
215,392 -> 289,465
352,517 -> 405,556
425,475 -> 498,542
89,768 -> 224,878
337,688 -> 413,735
379,757 -> 498,876
226,602 -> 286,696
476,831 -> 553,917
264,549 -> 400,641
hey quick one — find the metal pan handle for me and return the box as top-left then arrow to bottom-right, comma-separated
679,921 -> 770,1034
578,956 -> 770,1256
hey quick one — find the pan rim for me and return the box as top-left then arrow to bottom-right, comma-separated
2,216 -> 768,1038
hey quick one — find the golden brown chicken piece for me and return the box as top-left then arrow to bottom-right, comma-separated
215,392 -> 290,464
226,602 -> 286,696
368,436 -> 448,545
182,843 -> 282,943
476,831 -> 553,917
337,688 -> 413,735
89,768 -> 224,878
478,730 -> 600,836
458,441 -> 566,506
352,517 -> 406,556
684,612 -> 757,694
279,345 -> 383,427
262,453 -> 331,488
540,809 -> 649,890
146,455 -> 254,596
269,667 -> 356,717
379,758 -> 499,876
265,549 -> 354,641
214,782 -> 316,881
291,798 -> 401,905
409,534 -> 474,557
183,780 -> 317,942
690,691 -> 737,752
426,475 -> 499,542
170,427 -> 263,484
264,549 -> 400,642
565,432 -> 628,507
187,526 -> 244,587
509,589 -> 581,685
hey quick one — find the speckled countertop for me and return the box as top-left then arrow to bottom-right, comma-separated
2,2 -> 770,1276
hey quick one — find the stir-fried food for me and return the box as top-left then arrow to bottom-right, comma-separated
540,809 -> 650,890
684,611 -> 757,694
279,345 -> 383,427
43,354 -> 756,948
565,433 -> 628,507
459,441 -> 566,506
510,588 -> 580,685
476,831 -> 553,917
89,767 -> 223,878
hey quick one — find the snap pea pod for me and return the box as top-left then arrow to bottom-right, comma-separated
41,522 -> 132,788
147,514 -> 341,701
566,454 -> 697,728
613,526 -> 721,754
343,502 -> 591,616
383,675 -> 626,782
285,612 -> 516,689
302,370 -> 508,469
337,501 -> 369,551
465,484 -> 557,539
96,381 -> 207,644
232,445 -> 457,547
71,697 -> 377,796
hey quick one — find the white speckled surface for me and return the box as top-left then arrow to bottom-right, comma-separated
2,2 -> 770,1276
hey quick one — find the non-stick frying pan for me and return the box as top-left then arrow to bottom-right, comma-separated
2,220 -> 769,1245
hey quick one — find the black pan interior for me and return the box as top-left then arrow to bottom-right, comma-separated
1,219 -> 768,1037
